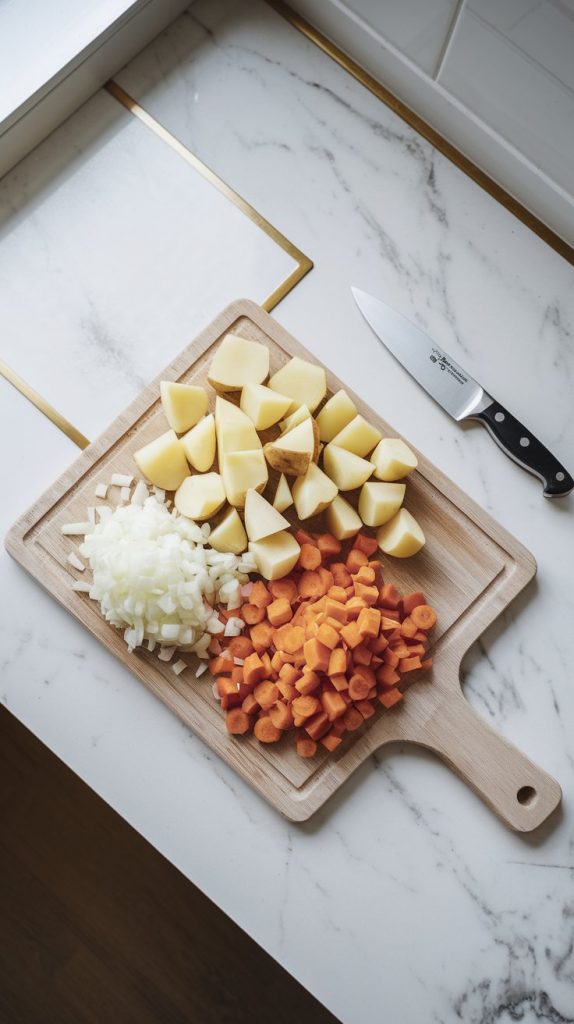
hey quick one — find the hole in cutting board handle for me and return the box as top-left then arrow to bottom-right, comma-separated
517,785 -> 537,806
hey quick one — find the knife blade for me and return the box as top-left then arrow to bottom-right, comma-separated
352,286 -> 573,498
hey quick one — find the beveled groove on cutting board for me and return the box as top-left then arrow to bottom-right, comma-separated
6,300 -> 559,829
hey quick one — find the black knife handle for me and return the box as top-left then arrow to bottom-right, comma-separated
470,401 -> 573,498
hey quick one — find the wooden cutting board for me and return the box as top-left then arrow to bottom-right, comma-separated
6,299 -> 561,831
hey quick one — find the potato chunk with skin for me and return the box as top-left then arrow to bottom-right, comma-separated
208,334 -> 269,392
175,472 -> 226,521
292,462 -> 338,520
323,444 -> 373,490
160,381 -> 208,434
331,415 -> 381,457
180,414 -> 216,473
377,508 -> 425,557
209,507 -> 248,555
240,383 -> 292,430
316,389 -> 357,442
279,404 -> 310,434
221,449 -> 268,507
244,489 -> 290,542
134,430 -> 189,491
371,438 -> 418,481
273,473 -> 293,513
264,418 -> 318,476
249,531 -> 301,580
268,357 -> 327,414
358,481 -> 405,527
325,494 -> 362,540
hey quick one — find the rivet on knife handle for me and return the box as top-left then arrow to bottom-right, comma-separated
469,402 -> 573,498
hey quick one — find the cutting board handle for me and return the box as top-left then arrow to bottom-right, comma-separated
414,688 -> 561,832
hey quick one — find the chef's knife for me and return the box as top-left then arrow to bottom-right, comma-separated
352,287 -> 573,498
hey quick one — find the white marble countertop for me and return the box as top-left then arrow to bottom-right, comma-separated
2,3 -> 574,1022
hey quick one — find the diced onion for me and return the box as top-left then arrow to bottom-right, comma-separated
157,646 -> 176,662
196,663 -> 208,678
111,473 -> 133,487
62,521 -> 92,536
120,486 -> 131,502
172,659 -> 187,676
67,552 -> 85,572
95,483 -> 108,499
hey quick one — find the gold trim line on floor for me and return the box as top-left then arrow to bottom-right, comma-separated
267,0 -> 574,268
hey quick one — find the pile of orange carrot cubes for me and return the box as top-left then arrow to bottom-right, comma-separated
209,530 -> 436,758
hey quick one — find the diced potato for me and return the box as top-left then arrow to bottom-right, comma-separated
208,507 -> 248,554
244,488 -> 289,542
134,430 -> 189,491
208,334 -> 269,392
180,414 -> 216,473
371,438 -> 418,481
215,397 -> 261,454
325,494 -> 362,540
273,473 -> 293,513
322,444 -> 373,490
292,462 -> 338,520
264,418 -> 318,476
331,415 -> 381,457
316,389 -> 357,442
160,381 -> 208,434
174,472 -> 226,521
268,356 -> 327,413
279,404 -> 310,434
358,481 -> 405,527
377,508 -> 425,558
221,449 -> 268,507
248,531 -> 301,580
240,383 -> 292,430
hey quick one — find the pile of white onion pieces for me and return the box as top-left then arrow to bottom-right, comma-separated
61,474 -> 256,679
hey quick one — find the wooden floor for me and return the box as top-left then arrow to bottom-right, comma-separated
0,706 -> 340,1024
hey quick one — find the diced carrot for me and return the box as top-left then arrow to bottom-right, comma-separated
271,651 -> 285,673
354,565 -> 376,585
330,562 -> 352,588
387,628 -> 403,643
269,578 -> 298,604
379,583 -> 401,609
317,622 -> 339,650
381,616 -> 401,632
298,542 -> 322,571
340,620 -> 362,649
316,533 -> 342,559
399,656 -> 422,673
241,693 -> 259,715
377,664 -> 400,687
279,625 -> 306,654
295,528 -> 314,547
292,694 -> 320,718
237,681 -> 254,700
230,665 -> 244,686
277,680 -> 297,701
243,652 -> 266,686
352,664 -> 376,688
378,606 -> 401,622
352,644 -> 372,666
278,663 -> 300,685
353,533 -> 379,557
411,605 -> 437,631
209,655 -> 232,675
269,700 -> 294,731
227,636 -> 254,660
305,710 -> 331,740
343,706 -> 364,731
241,602 -> 266,625
327,586 -> 348,605
414,630 -> 428,642
317,567 -> 335,594
355,699 -> 375,720
254,716 -> 282,743
267,597 -> 293,627
221,691 -> 242,711
357,606 -> 381,638
330,718 -> 347,737
345,597 -> 366,621
293,714 -> 305,727
346,548 -> 368,573
217,676 -> 238,699
296,734 -> 317,758
400,616 -> 418,639
295,671 -> 321,696
298,570 -> 322,599
323,615 -> 344,632
250,622 -> 275,650
304,638 -> 331,673
254,681 -> 279,709
353,582 -> 379,606
402,591 -> 426,615
226,708 -> 251,735
382,649 -> 400,669
420,658 -> 433,671
368,559 -> 383,583
404,642 -> 426,657
348,674 -> 371,701
378,688 -> 403,709
368,634 -> 388,654
261,651 -> 273,676
328,648 -> 347,676
321,690 -> 347,721
307,596 -> 327,615
367,686 -> 377,699
321,732 -> 342,751
325,602 -> 348,628
250,581 -> 272,608
330,673 -> 349,692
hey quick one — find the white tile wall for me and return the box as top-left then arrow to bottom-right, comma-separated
335,0 -> 460,74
